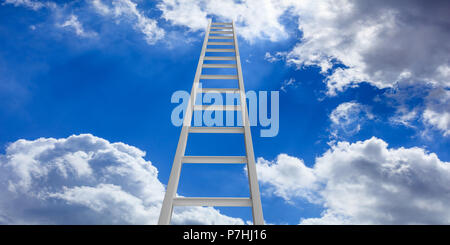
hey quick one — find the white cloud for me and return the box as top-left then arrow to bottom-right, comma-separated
171,207 -> 244,225
422,89 -> 450,136
264,52 -> 281,63
6,0 -> 164,44
92,0 -> 110,15
390,107 -> 419,128
0,134 -> 244,224
284,0 -> 450,95
423,110 -> 450,136
157,0 -> 289,42
7,0 -> 289,43
157,0 -> 208,31
60,14 -> 97,38
256,154 -> 317,202
91,0 -> 165,44
329,102 -> 374,139
280,78 -> 297,92
257,137 -> 450,224
3,0 -> 46,10
155,0 -> 450,115
7,0 -> 450,90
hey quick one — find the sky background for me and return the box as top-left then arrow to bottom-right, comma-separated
0,0 -> 450,225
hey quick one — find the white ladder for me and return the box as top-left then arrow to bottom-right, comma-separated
158,19 -> 264,225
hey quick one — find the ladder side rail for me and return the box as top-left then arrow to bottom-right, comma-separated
232,20 -> 265,225
158,19 -> 212,225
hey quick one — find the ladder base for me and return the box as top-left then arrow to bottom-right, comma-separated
189,127 -> 244,134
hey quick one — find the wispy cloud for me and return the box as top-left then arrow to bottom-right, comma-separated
280,78 -> 297,92
264,52 -> 282,63
91,0 -> 165,44
329,102 -> 374,140
59,14 -> 97,38
390,107 -> 418,128
3,0 -> 47,10
5,0 -> 165,44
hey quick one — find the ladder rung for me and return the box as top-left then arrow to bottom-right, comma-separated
209,36 -> 233,40
200,88 -> 239,93
173,197 -> 252,207
207,42 -> 234,45
189,127 -> 244,134
193,105 -> 240,111
210,31 -> 233,34
204,56 -> 236,60
183,156 -> 247,163
200,75 -> 238,79
212,22 -> 232,25
210,26 -> 232,29
206,49 -> 235,52
203,64 -> 237,68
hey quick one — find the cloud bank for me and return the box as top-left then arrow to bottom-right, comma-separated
154,0 -> 450,135
284,0 -> 450,95
257,137 -> 450,224
0,134 -> 244,224
2,135 -> 448,225
155,0 -> 450,95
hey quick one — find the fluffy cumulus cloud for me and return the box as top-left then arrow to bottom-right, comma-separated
256,154 -> 317,202
156,0 -> 448,96
156,0 -> 449,104
0,134 -> 244,224
257,137 -> 450,224
284,0 -> 450,95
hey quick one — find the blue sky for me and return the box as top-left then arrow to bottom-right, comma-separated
1,0 -> 450,225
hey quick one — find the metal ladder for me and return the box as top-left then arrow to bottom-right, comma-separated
158,19 -> 264,225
